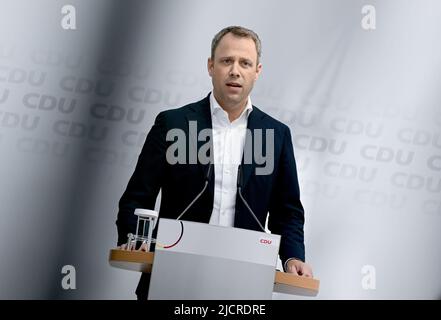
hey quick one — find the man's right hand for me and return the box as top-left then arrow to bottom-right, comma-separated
117,242 -> 149,251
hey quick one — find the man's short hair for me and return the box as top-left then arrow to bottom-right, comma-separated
211,26 -> 262,65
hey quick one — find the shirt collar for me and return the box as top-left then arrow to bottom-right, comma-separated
209,91 -> 253,121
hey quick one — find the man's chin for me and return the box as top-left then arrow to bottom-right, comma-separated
225,93 -> 245,103
215,91 -> 247,108
225,98 -> 245,107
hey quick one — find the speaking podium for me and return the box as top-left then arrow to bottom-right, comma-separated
110,218 -> 319,299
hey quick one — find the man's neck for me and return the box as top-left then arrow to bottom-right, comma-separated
212,93 -> 248,122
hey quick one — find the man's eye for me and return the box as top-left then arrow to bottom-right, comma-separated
242,61 -> 252,67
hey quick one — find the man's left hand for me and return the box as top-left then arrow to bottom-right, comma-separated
286,259 -> 313,278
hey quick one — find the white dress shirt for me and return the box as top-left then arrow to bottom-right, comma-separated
208,92 -> 253,227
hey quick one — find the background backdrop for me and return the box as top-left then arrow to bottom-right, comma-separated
0,0 -> 440,299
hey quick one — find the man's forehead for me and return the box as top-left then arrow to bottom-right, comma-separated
217,34 -> 256,49
215,35 -> 258,59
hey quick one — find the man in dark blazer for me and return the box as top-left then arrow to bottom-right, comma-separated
116,26 -> 313,300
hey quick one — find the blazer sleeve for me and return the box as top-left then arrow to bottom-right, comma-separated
115,111 -> 168,246
268,126 -> 305,264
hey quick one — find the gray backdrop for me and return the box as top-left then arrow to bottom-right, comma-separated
0,0 -> 440,299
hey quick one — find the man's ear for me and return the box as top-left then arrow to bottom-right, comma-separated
207,58 -> 214,77
255,63 -> 262,81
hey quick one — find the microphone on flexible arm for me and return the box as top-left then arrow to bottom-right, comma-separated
176,163 -> 213,221
237,165 -> 266,232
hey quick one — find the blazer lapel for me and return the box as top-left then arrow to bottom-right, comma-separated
185,94 -> 214,195
241,106 -> 265,188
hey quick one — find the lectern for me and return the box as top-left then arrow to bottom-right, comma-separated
109,218 -> 320,299
149,219 -> 281,299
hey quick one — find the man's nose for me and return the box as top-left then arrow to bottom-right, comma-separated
229,62 -> 240,77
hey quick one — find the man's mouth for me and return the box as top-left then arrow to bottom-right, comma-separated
226,82 -> 242,88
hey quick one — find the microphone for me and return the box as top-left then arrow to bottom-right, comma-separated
237,165 -> 266,232
176,163 -> 213,221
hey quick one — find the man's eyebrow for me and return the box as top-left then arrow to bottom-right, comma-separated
240,58 -> 253,64
217,56 -> 254,64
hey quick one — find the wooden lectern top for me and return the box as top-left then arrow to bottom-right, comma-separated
109,249 -> 320,297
